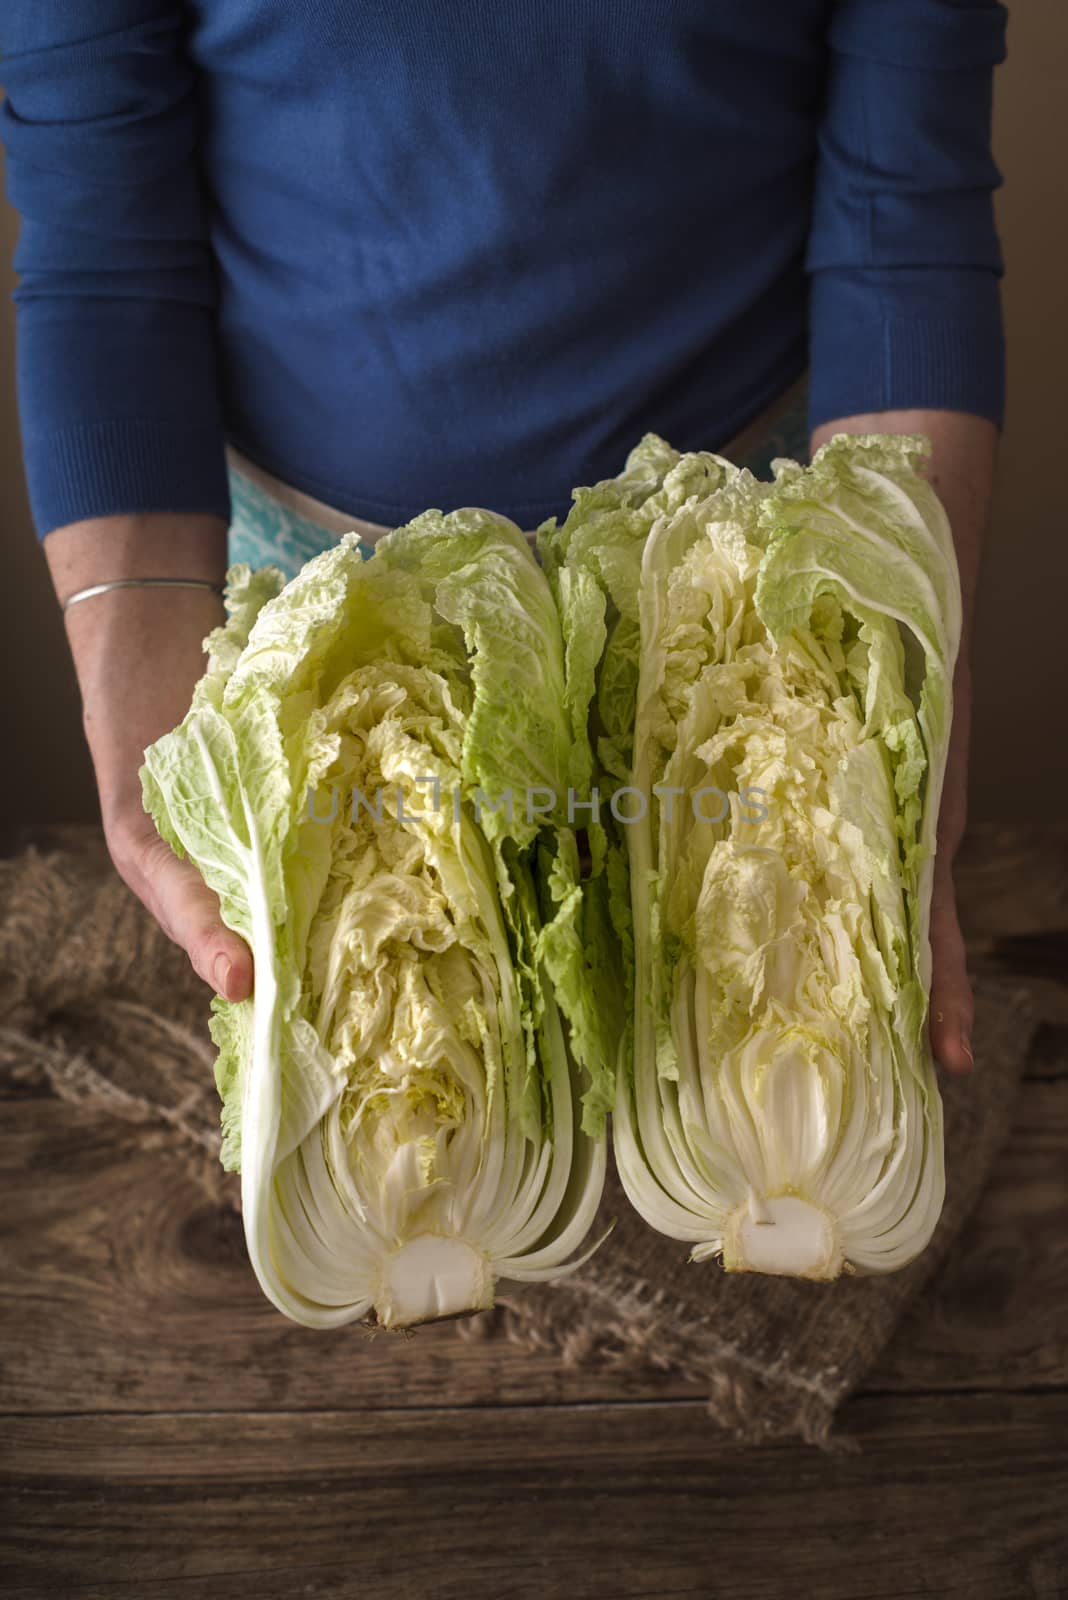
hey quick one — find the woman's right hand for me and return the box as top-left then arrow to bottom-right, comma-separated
43,512 -> 254,1003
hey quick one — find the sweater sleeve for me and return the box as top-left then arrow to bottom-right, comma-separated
1,1 -> 231,539
805,0 -> 1008,433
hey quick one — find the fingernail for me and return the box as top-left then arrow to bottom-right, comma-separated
213,953 -> 232,996
962,1036 -> 974,1068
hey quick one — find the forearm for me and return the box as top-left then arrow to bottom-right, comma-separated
44,512 -> 229,826
38,510 -> 254,997
44,512 -> 229,607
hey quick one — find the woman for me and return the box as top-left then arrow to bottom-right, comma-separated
1,1 -> 1004,1077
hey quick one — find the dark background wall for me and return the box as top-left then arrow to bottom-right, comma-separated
2,2 -> 1065,828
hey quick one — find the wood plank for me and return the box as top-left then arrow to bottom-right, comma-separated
1021,1020 -> 1068,1081
954,823 -> 1068,1035
968,932 -> 1068,1035
2,1396 -> 1066,1598
0,1584 -> 722,1600
2,1068 -> 1065,1418
0,1089 -> 696,1414
864,1077 -> 1068,1393
955,822 -> 1068,940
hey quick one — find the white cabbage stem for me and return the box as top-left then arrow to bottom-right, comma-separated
375,1236 -> 495,1327
720,1191 -> 844,1280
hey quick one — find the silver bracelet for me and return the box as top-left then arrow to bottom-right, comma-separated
62,576 -> 225,611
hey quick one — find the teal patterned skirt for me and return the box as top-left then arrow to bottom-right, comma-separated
227,383 -> 810,582
226,463 -> 380,577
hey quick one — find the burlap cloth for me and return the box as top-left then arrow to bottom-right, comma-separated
0,827 -> 1035,1448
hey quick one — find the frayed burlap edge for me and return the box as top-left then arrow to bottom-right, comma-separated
484,1263 -> 849,1449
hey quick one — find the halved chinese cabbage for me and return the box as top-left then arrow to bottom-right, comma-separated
540,433 -> 959,1279
141,512 -> 615,1327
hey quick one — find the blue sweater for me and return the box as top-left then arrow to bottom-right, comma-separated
2,0 -> 1007,540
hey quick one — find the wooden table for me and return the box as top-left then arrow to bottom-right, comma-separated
2,823 -> 1066,1598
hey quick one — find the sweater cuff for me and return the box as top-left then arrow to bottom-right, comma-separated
808,267 -> 1006,434
23,416 -> 232,540
13,299 -> 232,539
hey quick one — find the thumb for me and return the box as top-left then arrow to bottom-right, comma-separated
110,815 -> 255,1002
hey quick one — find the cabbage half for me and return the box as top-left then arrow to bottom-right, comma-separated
539,433 -> 960,1279
141,512 -> 616,1327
